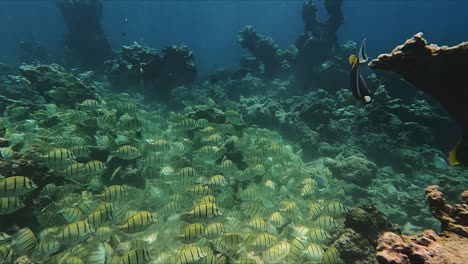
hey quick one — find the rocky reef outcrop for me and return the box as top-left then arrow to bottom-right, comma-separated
294,0 -> 346,91
369,33 -> 468,140
376,186 -> 468,264
237,26 -> 294,79
19,63 -> 95,107
333,205 -> 400,264
56,0 -> 111,69
104,43 -> 197,98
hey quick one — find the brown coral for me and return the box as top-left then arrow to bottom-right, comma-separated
425,185 -> 468,237
376,186 -> 468,264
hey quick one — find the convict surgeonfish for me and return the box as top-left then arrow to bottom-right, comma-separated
349,38 -> 371,103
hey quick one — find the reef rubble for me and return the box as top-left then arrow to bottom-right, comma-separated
376,186 -> 468,264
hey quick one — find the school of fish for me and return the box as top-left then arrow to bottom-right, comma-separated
0,91 -> 347,264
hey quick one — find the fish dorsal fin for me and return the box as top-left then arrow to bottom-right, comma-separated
449,141 -> 461,166
358,38 -> 369,64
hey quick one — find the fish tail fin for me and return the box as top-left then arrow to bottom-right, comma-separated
449,142 -> 461,166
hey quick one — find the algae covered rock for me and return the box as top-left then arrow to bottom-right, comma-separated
19,63 -> 95,107
330,154 -> 378,186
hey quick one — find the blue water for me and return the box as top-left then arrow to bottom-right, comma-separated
0,0 -> 466,74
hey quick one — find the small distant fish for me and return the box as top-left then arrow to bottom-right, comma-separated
349,38 -> 371,103
433,155 -> 449,170
111,145 -> 141,161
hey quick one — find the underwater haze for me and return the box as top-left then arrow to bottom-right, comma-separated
0,1 -> 467,264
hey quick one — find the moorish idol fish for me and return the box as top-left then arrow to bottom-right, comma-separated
349,39 -> 371,103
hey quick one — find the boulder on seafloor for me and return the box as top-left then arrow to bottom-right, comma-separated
332,204 -> 399,264
328,154 -> 378,186
376,186 -> 468,264
19,63 -> 95,107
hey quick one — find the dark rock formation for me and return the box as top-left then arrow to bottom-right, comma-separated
237,26 -> 293,79
19,64 -> 95,107
104,43 -> 197,98
56,0 -> 111,69
294,0 -> 345,91
369,33 -> 468,142
376,187 -> 468,264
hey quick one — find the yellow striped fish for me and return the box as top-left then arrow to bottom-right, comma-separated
247,217 -> 267,233
286,237 -> 308,262
321,246 -> 340,264
45,148 -> 75,167
304,243 -> 324,262
263,241 -> 290,263
308,228 -> 330,243
99,185 -> 126,202
0,196 -> 25,215
83,160 -> 106,175
323,202 -> 347,218
185,202 -> 220,222
121,248 -> 152,264
180,223 -> 204,244
113,145 -> 141,160
58,220 -> 94,244
0,243 -> 14,263
251,233 -> 277,251
95,226 -> 112,242
11,227 -> 37,255
203,222 -> 226,240
36,239 -> 61,256
86,208 -> 114,228
207,174 -> 227,189
177,246 -> 206,264
119,211 -> 156,233
121,118 -> 143,131
0,176 -> 37,197
59,207 -> 85,223
315,215 -> 337,231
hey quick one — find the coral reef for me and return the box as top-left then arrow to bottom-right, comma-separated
369,33 -> 468,140
19,63 -> 95,107
104,43 -> 197,98
237,26 -> 294,79
376,187 -> 468,264
56,0 -> 111,69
